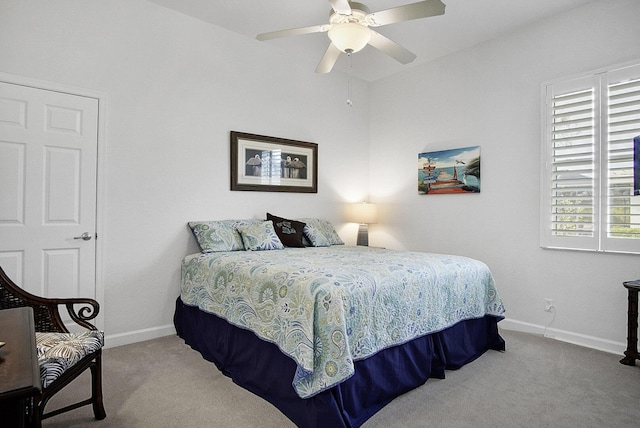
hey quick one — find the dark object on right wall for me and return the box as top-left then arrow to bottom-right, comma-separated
621,279 -> 640,366
633,135 -> 640,195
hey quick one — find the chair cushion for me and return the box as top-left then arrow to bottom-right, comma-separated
36,331 -> 104,388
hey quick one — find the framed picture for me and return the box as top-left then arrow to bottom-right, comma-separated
418,146 -> 481,195
230,131 -> 318,193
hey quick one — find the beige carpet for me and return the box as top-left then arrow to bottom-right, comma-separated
42,329 -> 640,427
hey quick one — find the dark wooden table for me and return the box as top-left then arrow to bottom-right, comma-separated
0,307 -> 41,427
620,280 -> 640,366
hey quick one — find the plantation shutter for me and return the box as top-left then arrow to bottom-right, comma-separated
603,65 -> 640,252
541,62 -> 640,253
541,75 -> 600,251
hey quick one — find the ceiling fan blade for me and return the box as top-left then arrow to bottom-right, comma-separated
257,25 -> 328,41
367,30 -> 416,64
315,43 -> 342,73
368,0 -> 445,27
329,0 -> 352,15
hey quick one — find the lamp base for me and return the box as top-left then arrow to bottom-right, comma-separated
356,223 -> 369,246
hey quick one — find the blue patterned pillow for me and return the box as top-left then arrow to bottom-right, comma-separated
188,219 -> 262,252
236,221 -> 284,251
297,218 -> 344,247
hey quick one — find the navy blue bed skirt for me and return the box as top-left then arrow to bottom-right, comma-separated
174,297 -> 504,428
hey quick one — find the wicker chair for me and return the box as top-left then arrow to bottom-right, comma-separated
0,267 -> 106,426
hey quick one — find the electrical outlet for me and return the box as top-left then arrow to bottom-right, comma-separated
544,298 -> 554,312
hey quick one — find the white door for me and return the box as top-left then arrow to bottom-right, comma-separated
0,81 -> 98,299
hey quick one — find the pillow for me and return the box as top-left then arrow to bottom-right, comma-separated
297,218 -> 344,247
188,219 -> 262,252
266,213 -> 306,248
236,221 -> 284,251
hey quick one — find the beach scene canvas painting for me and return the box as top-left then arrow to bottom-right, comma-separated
418,146 -> 481,194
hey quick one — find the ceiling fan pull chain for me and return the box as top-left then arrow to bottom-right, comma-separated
346,52 -> 353,107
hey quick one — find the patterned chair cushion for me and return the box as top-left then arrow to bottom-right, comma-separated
36,331 -> 104,388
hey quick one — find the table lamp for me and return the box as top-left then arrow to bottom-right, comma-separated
347,202 -> 378,246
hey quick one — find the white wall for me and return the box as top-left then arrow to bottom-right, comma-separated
0,0 -> 370,345
369,0 -> 640,353
3,0 -> 639,354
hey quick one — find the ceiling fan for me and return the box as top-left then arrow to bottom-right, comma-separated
256,0 -> 446,74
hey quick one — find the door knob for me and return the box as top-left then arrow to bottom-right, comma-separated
73,232 -> 93,241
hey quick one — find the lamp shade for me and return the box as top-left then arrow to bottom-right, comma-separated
347,202 -> 378,224
328,23 -> 371,53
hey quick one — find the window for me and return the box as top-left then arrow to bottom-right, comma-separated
541,62 -> 640,253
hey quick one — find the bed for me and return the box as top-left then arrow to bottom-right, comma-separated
174,216 -> 505,427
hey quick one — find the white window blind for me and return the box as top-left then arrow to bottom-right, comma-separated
541,63 -> 640,253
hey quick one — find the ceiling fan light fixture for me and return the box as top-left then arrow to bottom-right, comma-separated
328,22 -> 371,53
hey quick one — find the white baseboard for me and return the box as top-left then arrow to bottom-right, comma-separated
102,318 -> 628,357
104,324 -> 176,349
500,318 -> 627,356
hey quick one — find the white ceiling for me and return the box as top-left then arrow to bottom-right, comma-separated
146,0 -> 594,82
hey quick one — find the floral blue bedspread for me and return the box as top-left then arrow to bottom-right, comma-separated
180,246 -> 505,398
